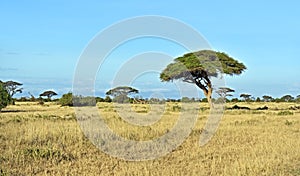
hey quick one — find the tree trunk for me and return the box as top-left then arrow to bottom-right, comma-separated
204,86 -> 213,107
194,77 -> 213,107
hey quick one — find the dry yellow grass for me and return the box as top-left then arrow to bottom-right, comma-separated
0,102 -> 300,175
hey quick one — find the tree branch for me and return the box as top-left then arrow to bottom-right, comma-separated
194,78 -> 208,94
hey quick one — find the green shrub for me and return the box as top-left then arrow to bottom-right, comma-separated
172,104 -> 181,112
59,92 -> 73,106
73,96 -> 96,106
23,147 -> 74,161
59,92 -> 96,106
285,120 -> 293,126
0,82 -> 11,111
277,111 -> 293,116
113,94 -> 130,103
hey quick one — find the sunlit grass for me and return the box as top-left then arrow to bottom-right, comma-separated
0,102 -> 300,175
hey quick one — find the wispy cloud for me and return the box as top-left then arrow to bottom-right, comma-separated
5,51 -> 21,55
0,67 -> 19,71
2,50 -> 50,56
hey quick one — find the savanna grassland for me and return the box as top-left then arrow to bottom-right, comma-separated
1,102 -> 300,175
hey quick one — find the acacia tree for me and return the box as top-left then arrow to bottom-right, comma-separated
4,81 -> 23,97
296,95 -> 300,103
216,87 -> 235,98
3,81 -> 23,104
240,93 -> 251,102
262,95 -> 273,102
0,82 -> 11,111
106,86 -> 139,103
281,95 -> 294,102
160,50 -> 246,105
39,90 -> 58,100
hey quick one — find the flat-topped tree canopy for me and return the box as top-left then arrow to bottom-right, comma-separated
106,86 -> 139,97
3,80 -> 23,97
40,90 -> 58,100
160,50 -> 246,82
106,86 -> 139,104
216,87 -> 235,98
160,50 -> 246,105
240,93 -> 251,102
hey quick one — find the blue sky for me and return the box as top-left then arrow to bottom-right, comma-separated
1,0 -> 300,99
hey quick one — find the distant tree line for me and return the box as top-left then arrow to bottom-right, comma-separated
0,80 -> 24,111
2,80 -> 300,111
0,80 -> 61,110
57,90 -> 300,107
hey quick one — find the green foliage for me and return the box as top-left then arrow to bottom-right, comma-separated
240,93 -> 251,102
216,87 -> 235,97
38,100 -> 45,105
217,52 -> 247,75
106,86 -> 139,103
0,82 -> 11,111
59,92 -> 96,107
172,104 -> 181,112
160,50 -> 246,105
181,97 -> 191,103
160,50 -> 246,82
113,94 -> 130,104
285,120 -> 293,126
95,97 -> 104,102
295,95 -> 300,103
277,111 -> 293,116
59,92 -> 73,106
3,80 -> 23,97
94,96 -> 113,103
280,95 -> 294,102
106,86 -> 139,97
274,98 -> 282,103
39,90 -> 58,100
104,95 -> 112,103
201,98 -> 208,102
256,97 -> 261,102
180,97 -> 198,103
23,147 -> 74,161
230,98 -> 240,102
73,96 -> 96,106
262,95 -> 273,102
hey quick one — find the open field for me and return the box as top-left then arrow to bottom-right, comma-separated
1,102 -> 300,175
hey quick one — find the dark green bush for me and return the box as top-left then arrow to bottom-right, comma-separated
0,82 -> 11,111
277,111 -> 293,116
113,94 -> 130,104
73,96 -> 96,106
59,92 -> 73,106
59,93 -> 96,106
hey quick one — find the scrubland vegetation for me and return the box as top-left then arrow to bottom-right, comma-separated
1,102 -> 300,175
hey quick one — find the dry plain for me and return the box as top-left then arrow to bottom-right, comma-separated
0,102 -> 300,175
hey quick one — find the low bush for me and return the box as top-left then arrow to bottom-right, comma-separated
59,92 -> 96,107
277,111 -> 293,116
0,83 -> 11,111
